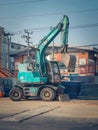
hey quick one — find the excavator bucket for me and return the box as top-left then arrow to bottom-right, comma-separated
61,52 -> 76,71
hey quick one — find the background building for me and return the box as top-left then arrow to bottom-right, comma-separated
0,26 -> 26,77
1,26 -> 98,77
10,44 -> 98,77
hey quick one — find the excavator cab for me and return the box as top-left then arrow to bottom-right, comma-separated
46,61 -> 61,83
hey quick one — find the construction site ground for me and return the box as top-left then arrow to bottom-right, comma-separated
0,98 -> 98,130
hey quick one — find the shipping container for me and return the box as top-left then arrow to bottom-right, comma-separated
62,81 -> 82,99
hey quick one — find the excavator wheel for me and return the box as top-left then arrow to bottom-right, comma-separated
40,87 -> 56,101
9,87 -> 23,101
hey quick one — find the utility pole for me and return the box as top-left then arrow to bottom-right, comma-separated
21,29 -> 33,59
94,54 -> 98,76
4,32 -> 14,69
50,27 -> 54,61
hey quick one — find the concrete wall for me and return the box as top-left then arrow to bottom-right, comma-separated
70,75 -> 94,83
94,76 -> 98,83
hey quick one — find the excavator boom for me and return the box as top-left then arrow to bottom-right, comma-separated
35,15 -> 76,76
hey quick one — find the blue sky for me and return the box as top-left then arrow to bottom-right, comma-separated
0,0 -> 98,47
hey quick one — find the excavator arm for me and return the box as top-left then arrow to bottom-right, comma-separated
60,16 -> 76,71
35,15 -> 70,77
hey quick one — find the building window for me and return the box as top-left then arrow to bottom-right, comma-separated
11,44 -> 15,48
79,58 -> 86,65
18,46 -> 20,49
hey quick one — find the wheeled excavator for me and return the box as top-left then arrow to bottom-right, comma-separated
9,15 -> 76,101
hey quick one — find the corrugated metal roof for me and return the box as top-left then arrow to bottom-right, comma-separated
9,44 -> 98,56
9,47 -> 36,56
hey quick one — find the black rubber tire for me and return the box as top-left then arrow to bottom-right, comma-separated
9,88 -> 23,101
40,88 -> 56,101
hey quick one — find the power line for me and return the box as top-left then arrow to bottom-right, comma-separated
11,23 -> 98,35
0,8 -> 98,20
0,0 -> 98,16
0,0 -> 46,6
70,23 -> 98,29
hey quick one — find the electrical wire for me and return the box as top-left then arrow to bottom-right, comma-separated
11,23 -> 98,36
0,8 -> 98,20
0,0 -> 46,6
70,23 -> 98,29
